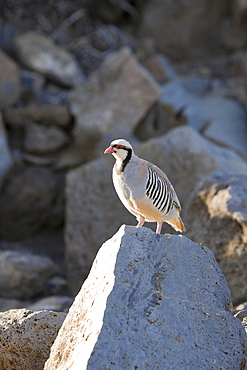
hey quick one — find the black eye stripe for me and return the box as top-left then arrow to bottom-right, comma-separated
112,144 -> 128,150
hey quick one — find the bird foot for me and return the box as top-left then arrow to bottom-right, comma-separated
136,220 -> 145,228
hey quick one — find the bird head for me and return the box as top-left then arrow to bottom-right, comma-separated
104,139 -> 133,161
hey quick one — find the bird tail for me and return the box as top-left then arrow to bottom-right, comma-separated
169,215 -> 186,233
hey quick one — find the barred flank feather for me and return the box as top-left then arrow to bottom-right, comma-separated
146,166 -> 173,214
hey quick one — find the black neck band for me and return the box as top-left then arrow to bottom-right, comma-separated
121,148 -> 132,172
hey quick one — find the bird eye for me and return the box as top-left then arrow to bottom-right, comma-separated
115,145 -> 125,149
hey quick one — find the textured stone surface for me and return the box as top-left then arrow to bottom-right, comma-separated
0,308 -> 66,370
0,166 -> 64,239
24,122 -> 70,154
14,31 -> 82,87
68,47 -> 161,161
45,226 -> 247,370
186,172 -> 247,305
0,112 -> 13,190
0,49 -> 20,108
0,250 -> 60,299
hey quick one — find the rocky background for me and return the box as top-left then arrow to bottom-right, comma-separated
0,0 -> 247,319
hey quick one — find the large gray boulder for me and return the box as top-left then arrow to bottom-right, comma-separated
186,172 -> 247,305
45,226 -> 247,370
0,308 -> 66,370
68,47 -> 161,161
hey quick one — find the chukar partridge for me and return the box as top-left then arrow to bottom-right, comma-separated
104,139 -> 186,234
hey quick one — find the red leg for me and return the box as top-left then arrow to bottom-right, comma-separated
136,220 -> 145,228
156,222 -> 163,234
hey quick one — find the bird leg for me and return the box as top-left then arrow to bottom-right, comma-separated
136,219 -> 145,228
156,222 -> 163,234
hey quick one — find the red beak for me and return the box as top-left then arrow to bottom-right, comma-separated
104,146 -> 114,154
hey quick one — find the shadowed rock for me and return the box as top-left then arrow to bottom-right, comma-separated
186,172 -> 247,305
0,166 -> 64,239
